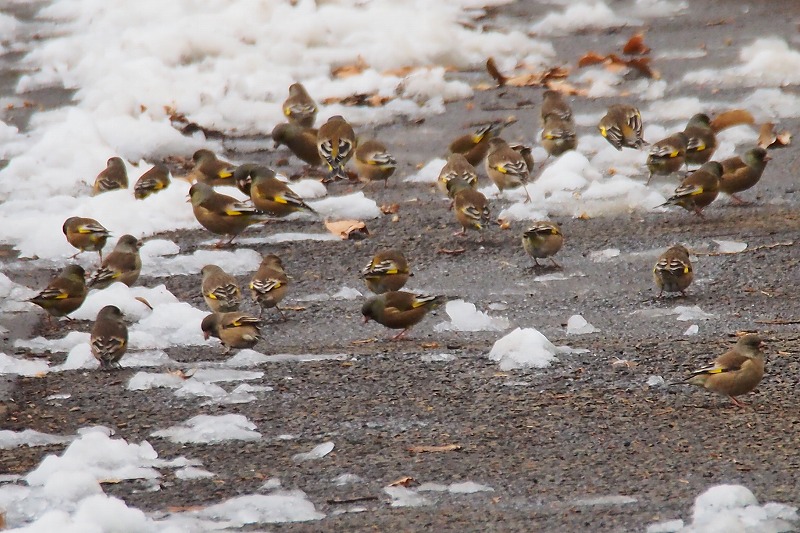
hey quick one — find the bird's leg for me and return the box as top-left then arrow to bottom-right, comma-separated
275,306 -> 287,321
729,396 -> 747,409
453,228 -> 467,237
391,328 -> 410,341
522,186 -> 532,204
693,207 -> 706,219
645,173 -> 654,186
549,258 -> 562,269
729,194 -> 748,206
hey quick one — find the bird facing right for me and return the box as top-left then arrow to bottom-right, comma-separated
88,235 -> 143,290
684,334 -> 766,408
91,305 -> 128,370
719,147 -> 770,205
354,140 -> 397,187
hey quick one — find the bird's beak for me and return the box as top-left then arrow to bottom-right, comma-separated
763,154 -> 772,161
362,316 -> 369,324
203,331 -> 210,340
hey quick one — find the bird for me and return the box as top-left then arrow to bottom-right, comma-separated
134,163 -> 170,200
271,123 -> 322,167
361,249 -> 410,294
541,90 -> 573,124
684,334 -> 766,408
522,221 -> 563,268
88,234 -> 143,289
598,104 -> 646,151
509,143 -> 535,173
653,244 -> 693,297
719,147 -> 770,204
282,82 -> 318,128
437,153 -> 478,196
658,161 -> 722,217
361,291 -> 446,340
28,264 -> 88,324
485,137 -> 532,203
447,177 -> 491,238
186,149 -> 236,187
317,115 -> 356,182
448,122 -> 503,167
200,264 -> 242,313
354,140 -> 397,187
646,132 -> 689,185
201,312 -> 262,353
238,165 -> 317,217
188,182 -> 271,247
92,157 -> 128,195
90,305 -> 128,370
250,254 -> 290,319
541,115 -> 577,158
682,113 -> 717,167
62,217 -> 110,261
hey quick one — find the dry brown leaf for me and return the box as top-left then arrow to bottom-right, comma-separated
408,444 -> 463,454
420,341 -> 440,349
321,93 -> 392,107
388,476 -> 416,487
380,203 -> 400,215
325,220 -> 369,240
168,369 -> 193,380
576,213 -> 591,220
545,80 -> 587,96
711,109 -> 755,132
331,56 -> 369,78
134,296 -> 154,310
0,511 -> 5,529
622,32 -> 651,55
351,338 -> 377,345
437,247 -> 466,255
486,57 -> 507,87
578,51 -> 607,67
624,57 -> 660,79
758,122 -> 792,149
383,65 -> 416,77
498,219 -> 511,230
504,66 -> 569,87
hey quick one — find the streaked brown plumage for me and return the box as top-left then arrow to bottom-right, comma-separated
62,217 -> 110,261
646,132 -> 688,185
361,249 -> 410,294
361,291 -> 446,340
685,334 -> 765,408
90,305 -> 128,370
658,161 -> 722,217
437,154 -> 478,196
541,90 -> 573,124
28,264 -> 88,323
682,113 -> 717,166
485,137 -> 532,203
317,115 -> 356,181
719,147 -> 770,204
201,264 -> 242,313
88,234 -> 142,289
598,104 -> 646,151
448,178 -> 491,237
237,165 -> 316,217
354,140 -> 397,187
522,221 -> 563,268
201,312 -> 262,353
250,254 -> 290,319
282,82 -> 318,128
134,163 -> 170,199
271,123 -> 322,167
188,182 -> 270,246
92,157 -> 128,195
653,244 -> 693,297
541,115 -> 576,158
187,149 -> 236,187
448,122 -> 503,166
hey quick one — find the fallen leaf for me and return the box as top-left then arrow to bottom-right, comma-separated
545,80 -> 587,96
576,213 -> 591,220
497,219 -> 511,230
134,296 -> 154,310
420,342 -> 439,349
758,122 -> 792,149
352,338 -> 377,345
504,66 -> 569,87
380,203 -> 400,214
168,369 -> 192,380
331,56 -> 369,78
437,247 -> 466,255
383,65 -> 416,77
711,109 -> 755,132
486,57 -> 507,86
388,476 -> 416,487
408,444 -> 463,454
624,56 -> 659,79
622,32 -> 651,55
325,220 -> 369,240
578,51 -> 607,67
321,93 -> 392,107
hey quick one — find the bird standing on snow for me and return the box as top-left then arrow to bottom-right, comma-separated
188,182 -> 271,247
28,265 -> 88,324
201,264 -> 242,313
684,334 -> 766,408
92,157 -> 128,195
134,163 -> 171,200
522,222 -> 563,268
90,305 -> 128,370
362,249 -> 410,294
719,147 -> 770,205
354,140 -> 397,187
485,138 -> 532,203
317,115 -> 356,182
62,217 -> 111,262
653,244 -> 693,297
201,312 -> 262,353
658,161 -> 722,218
646,132 -> 688,185
682,113 -> 717,167
361,291 -> 446,340
282,82 -> 318,128
88,235 -> 142,289
598,104 -> 646,151
250,254 -> 290,320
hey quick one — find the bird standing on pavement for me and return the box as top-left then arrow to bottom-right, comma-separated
658,161 -> 722,217
201,264 -> 242,313
62,217 -> 110,262
354,140 -> 397,187
684,334 -> 766,408
188,182 -> 270,247
28,265 -> 88,324
437,154 -> 478,196
238,165 -> 316,217
361,291 -> 446,340
272,123 -> 322,167
88,234 -> 143,289
282,82 -> 318,128
250,254 -> 290,319
317,115 -> 356,182
362,249 -> 410,294
201,312 -> 262,353
598,104 -> 646,151
719,147 -> 770,204
447,177 -> 491,238
90,305 -> 128,370
92,157 -> 128,195
522,222 -> 563,268
653,244 -> 693,297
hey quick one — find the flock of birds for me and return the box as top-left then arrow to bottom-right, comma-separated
23,80 -> 775,408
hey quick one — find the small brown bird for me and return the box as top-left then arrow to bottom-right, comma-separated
541,90 -> 573,124
448,122 -> 503,167
90,305 -> 128,370
354,140 -> 397,187
188,182 -> 270,246
646,132 -> 689,185
201,264 -> 242,313
237,165 -> 316,217
187,149 -> 236,187
272,123 -> 322,167
361,291 -> 446,340
62,217 -> 111,261
250,254 -> 290,319
361,249 -> 410,294
437,153 -> 478,196
282,82 -> 318,128
598,104 -> 646,151
485,138 -> 532,203
522,222 -> 563,268
509,143 -> 535,173
682,113 -> 717,167
201,312 -> 262,353
685,334 -> 766,408
317,115 -> 356,181
658,161 -> 722,217
541,115 -> 577,158
28,264 -> 88,324
134,163 -> 171,200
653,244 -> 693,297
88,234 -> 143,289
719,147 -> 770,204
447,178 -> 491,238
92,157 -> 128,195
